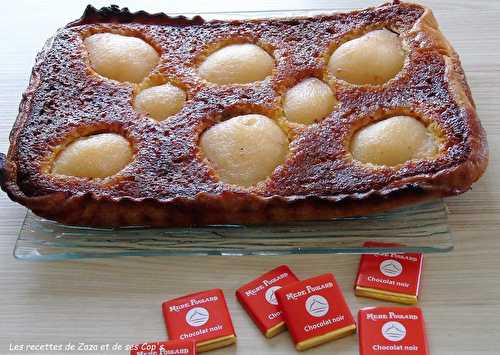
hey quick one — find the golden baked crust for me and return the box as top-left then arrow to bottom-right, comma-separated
0,2 -> 488,227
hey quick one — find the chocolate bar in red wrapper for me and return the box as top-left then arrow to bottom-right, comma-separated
162,289 -> 236,352
236,265 -> 299,337
275,273 -> 356,351
355,242 -> 424,304
358,306 -> 429,354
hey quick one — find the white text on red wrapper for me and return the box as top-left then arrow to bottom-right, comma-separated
136,349 -> 190,355
365,312 -> 419,321
180,324 -> 224,340
367,276 -> 410,288
168,296 -> 218,313
372,344 -> 420,352
304,315 -> 345,332
244,272 -> 289,297
286,282 -> 334,301
372,254 -> 418,262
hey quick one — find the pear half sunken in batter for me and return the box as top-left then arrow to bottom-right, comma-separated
0,2 -> 488,227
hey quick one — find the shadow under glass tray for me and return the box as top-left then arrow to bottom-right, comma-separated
14,199 -> 453,260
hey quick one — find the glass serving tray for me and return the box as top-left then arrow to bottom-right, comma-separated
14,199 -> 453,260
12,9 -> 453,260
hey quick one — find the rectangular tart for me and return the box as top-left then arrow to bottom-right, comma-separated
0,2 -> 488,227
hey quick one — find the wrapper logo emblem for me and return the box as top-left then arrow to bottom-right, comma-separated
264,286 -> 281,305
185,307 -> 210,327
380,259 -> 403,277
305,295 -> 329,317
381,321 -> 407,342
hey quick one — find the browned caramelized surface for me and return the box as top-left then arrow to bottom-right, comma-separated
0,2 -> 488,227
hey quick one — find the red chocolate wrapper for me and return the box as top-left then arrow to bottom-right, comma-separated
236,265 -> 299,337
355,242 -> 424,304
275,273 -> 356,351
358,306 -> 430,354
130,340 -> 196,355
162,289 -> 236,352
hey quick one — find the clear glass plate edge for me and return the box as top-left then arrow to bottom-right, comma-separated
14,199 -> 453,261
